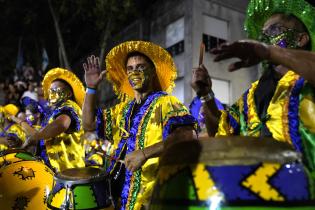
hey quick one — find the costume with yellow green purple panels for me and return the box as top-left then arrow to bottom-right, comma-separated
96,92 -> 197,210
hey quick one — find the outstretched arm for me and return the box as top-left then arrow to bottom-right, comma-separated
211,40 -> 315,86
9,115 -> 37,136
82,55 -> 106,131
268,45 -> 315,86
22,114 -> 71,148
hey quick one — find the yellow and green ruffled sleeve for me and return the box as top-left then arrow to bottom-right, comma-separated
96,101 -> 131,155
156,95 -> 197,140
216,97 -> 243,137
7,124 -> 27,142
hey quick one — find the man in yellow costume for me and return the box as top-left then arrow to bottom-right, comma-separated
22,68 -> 85,172
0,104 -> 26,151
82,41 -> 197,210
192,0 -> 315,180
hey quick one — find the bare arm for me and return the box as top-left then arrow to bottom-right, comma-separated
19,122 -> 37,136
125,125 -> 194,172
22,114 -> 71,148
191,65 -> 221,136
9,115 -> 37,136
82,55 -> 106,131
211,40 -> 315,86
202,99 -> 221,136
82,90 -> 98,131
268,46 -> 315,86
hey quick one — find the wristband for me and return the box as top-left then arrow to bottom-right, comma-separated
86,87 -> 97,95
199,90 -> 215,103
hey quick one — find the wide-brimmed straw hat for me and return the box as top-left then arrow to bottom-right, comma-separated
105,41 -> 177,98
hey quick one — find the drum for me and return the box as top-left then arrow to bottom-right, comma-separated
150,137 -> 315,210
0,149 -> 37,167
0,149 -> 54,209
47,167 -> 113,210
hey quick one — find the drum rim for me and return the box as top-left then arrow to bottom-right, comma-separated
47,202 -> 111,210
161,137 -> 302,166
0,149 -> 33,157
54,167 -> 108,185
54,174 -> 108,185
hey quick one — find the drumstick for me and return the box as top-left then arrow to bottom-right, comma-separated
199,42 -> 205,66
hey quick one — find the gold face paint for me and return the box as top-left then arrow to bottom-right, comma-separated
126,55 -> 155,92
48,87 -> 70,106
127,69 -> 146,90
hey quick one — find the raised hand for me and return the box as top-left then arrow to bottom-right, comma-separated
191,64 -> 212,96
211,40 -> 270,71
83,55 -> 106,88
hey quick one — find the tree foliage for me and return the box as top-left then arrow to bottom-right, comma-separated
0,0 -> 137,77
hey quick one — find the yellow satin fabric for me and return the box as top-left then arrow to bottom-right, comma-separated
45,100 -> 85,172
8,124 -> 27,142
216,71 -> 301,146
0,124 -> 26,152
103,95 -> 193,210
300,94 -> 315,133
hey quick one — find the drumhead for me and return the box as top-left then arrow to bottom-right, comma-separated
55,167 -> 107,184
160,136 -> 301,166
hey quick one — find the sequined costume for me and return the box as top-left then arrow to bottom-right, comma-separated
97,91 -> 196,210
97,41 -> 197,210
0,123 -> 26,151
216,71 -> 315,178
39,68 -> 86,172
189,97 -> 223,134
39,99 -> 85,172
0,104 -> 26,151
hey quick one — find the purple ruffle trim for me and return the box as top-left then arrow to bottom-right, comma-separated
53,106 -> 81,133
288,78 -> 305,152
96,108 -> 105,139
228,113 -> 240,134
162,114 -> 197,140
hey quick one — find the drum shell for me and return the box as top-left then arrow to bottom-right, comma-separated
150,137 -> 315,210
47,167 -> 113,210
0,159 -> 54,210
0,149 -> 37,167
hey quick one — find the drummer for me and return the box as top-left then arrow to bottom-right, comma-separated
82,41 -> 197,210
22,68 -> 85,173
0,104 -> 26,151
10,97 -> 47,134
192,0 -> 315,179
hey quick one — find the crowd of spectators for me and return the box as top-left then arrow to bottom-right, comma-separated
0,62 -> 46,111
